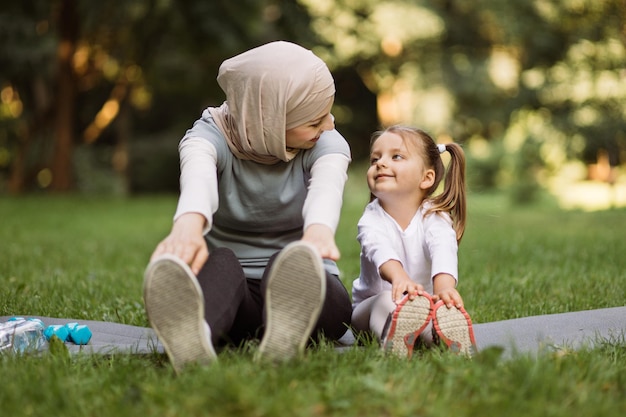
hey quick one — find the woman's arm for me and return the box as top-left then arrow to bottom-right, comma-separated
174,137 -> 219,233
301,153 -> 350,260
151,137 -> 218,274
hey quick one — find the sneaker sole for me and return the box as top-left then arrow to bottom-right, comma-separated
382,293 -> 433,358
433,301 -> 477,357
256,242 -> 326,362
143,254 -> 216,372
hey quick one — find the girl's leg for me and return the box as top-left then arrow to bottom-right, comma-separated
351,291 -> 396,340
195,247 -> 263,346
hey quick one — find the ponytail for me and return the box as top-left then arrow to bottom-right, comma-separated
425,142 -> 466,242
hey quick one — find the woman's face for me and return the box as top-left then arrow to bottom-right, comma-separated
285,100 -> 335,150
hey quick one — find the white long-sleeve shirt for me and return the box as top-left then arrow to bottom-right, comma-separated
351,199 -> 458,307
173,110 -> 351,278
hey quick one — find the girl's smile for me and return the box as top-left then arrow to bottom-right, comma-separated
367,132 -> 431,200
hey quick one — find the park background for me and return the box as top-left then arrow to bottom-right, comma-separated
1,2 -> 625,416
1,0 -> 625,209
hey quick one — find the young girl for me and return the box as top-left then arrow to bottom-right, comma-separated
351,125 -> 476,358
143,41 -> 353,372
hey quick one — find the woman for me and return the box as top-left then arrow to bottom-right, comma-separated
143,41 -> 352,373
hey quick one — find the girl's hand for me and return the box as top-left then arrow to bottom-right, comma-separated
391,277 -> 425,304
302,224 -> 340,261
151,213 -> 208,275
379,260 -> 424,303
432,273 -> 464,309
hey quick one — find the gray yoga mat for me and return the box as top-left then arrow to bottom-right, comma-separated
2,306 -> 624,357
472,306 -> 625,356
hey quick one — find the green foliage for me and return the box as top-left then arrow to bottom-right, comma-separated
128,133 -> 181,194
508,135 -> 544,204
2,0 -> 625,194
300,0 -> 626,173
465,140 -> 504,191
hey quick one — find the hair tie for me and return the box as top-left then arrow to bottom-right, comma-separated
437,144 -> 447,154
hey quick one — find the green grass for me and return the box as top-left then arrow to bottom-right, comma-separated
1,168 -> 625,417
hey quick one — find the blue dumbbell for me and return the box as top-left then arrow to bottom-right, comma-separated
44,325 -> 71,342
65,322 -> 92,345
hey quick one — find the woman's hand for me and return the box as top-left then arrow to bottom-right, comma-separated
151,213 -> 208,275
302,224 -> 340,261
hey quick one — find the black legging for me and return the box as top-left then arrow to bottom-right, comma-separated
195,247 -> 352,347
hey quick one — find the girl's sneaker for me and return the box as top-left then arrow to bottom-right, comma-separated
143,254 -> 217,373
432,300 -> 477,357
382,293 -> 433,358
256,241 -> 326,363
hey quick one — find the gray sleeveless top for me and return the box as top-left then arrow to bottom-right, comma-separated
182,112 -> 351,278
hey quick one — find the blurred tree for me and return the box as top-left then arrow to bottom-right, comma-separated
0,0 -> 56,192
1,0 -> 624,195
1,0 -> 181,192
0,0 -> 323,193
298,0 -> 626,194
52,0 -> 78,191
479,0 -> 626,188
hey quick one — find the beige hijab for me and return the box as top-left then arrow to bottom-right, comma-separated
208,41 -> 335,164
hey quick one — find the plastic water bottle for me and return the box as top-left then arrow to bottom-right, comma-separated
0,317 -> 46,354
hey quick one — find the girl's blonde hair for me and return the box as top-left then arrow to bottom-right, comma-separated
370,125 -> 467,242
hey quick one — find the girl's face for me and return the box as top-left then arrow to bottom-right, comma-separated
367,132 -> 434,200
285,100 -> 335,150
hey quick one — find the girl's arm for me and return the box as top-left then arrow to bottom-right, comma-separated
424,211 -> 464,308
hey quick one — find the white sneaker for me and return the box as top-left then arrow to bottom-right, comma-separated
432,300 -> 477,357
381,293 -> 433,358
256,241 -> 326,362
143,254 -> 217,372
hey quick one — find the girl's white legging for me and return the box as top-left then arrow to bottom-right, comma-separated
352,291 -> 396,339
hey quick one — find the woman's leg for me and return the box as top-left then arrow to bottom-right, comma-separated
312,272 -> 352,341
260,251 -> 352,342
256,241 -> 332,361
143,255 -> 218,372
195,248 -> 263,346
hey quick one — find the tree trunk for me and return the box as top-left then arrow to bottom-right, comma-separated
113,100 -> 131,195
7,132 -> 30,194
50,0 -> 79,192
